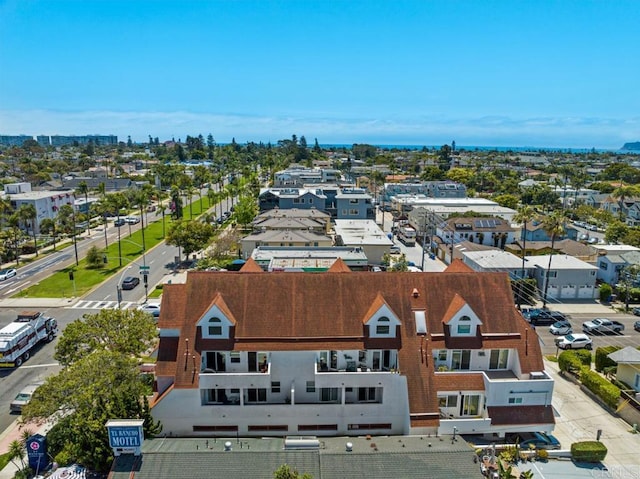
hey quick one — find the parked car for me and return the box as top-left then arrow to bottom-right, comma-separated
121,276 -> 140,290
114,218 -> 125,227
526,310 -> 567,325
10,382 -> 44,413
555,333 -> 593,350
390,245 -> 401,254
634,321 -> 640,332
548,320 -> 572,335
507,432 -> 560,450
137,302 -> 161,318
632,307 -> 640,317
0,268 -> 17,281
124,216 -> 140,224
582,318 -> 625,335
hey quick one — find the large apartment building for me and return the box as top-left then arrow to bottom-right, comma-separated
152,261 -> 554,439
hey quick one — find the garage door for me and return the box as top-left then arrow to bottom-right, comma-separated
578,285 -> 594,298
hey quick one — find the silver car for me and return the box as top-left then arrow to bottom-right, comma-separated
10,382 -> 44,413
549,320 -> 572,335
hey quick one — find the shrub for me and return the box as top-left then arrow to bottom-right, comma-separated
571,441 -> 607,462
580,369 -> 621,409
573,349 -> 592,367
85,245 -> 104,269
558,351 -> 585,374
20,244 -> 36,255
599,283 -> 612,302
595,346 -> 620,372
536,448 -> 549,461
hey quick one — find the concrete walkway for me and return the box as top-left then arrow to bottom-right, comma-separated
545,358 -> 640,474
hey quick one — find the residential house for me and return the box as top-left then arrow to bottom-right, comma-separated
251,247 -> 369,271
258,188 -> 327,212
506,239 -> 598,263
274,166 -> 341,187
252,208 -> 331,235
608,347 -> 640,392
584,193 -> 610,210
402,199 -> 516,221
151,266 -> 554,438
435,217 -> 516,250
524,255 -> 598,300
596,250 -> 640,285
520,221 -> 578,242
335,188 -> 375,220
240,229 -> 332,259
462,250 -> 530,280
334,220 -> 393,265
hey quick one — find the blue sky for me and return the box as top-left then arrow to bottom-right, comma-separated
1,0 -> 639,148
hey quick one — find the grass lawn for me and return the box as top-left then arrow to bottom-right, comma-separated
14,196 -> 224,298
15,218 -> 175,298
0,451 -> 11,471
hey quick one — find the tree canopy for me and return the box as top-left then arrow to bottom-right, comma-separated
166,219 -> 215,259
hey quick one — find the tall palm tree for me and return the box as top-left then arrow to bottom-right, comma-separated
18,203 -> 38,257
40,218 -> 58,251
513,205 -> 536,308
541,211 -> 566,309
77,180 -> 90,236
611,184 -> 640,222
7,213 -> 22,266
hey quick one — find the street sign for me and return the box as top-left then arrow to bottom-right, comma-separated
139,265 -> 150,275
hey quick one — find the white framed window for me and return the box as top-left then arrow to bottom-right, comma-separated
489,349 -> 509,369
508,397 -> 523,404
457,324 -> 471,334
230,351 -> 241,363
438,395 -> 457,408
208,317 -> 222,336
306,381 -> 316,393
376,316 -> 390,335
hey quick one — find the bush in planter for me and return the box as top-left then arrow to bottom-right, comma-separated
595,346 -> 620,372
571,441 -> 607,462
536,448 -> 549,461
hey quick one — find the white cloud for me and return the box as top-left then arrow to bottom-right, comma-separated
0,109 -> 638,149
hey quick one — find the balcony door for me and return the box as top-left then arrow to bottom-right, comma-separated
460,394 -> 480,416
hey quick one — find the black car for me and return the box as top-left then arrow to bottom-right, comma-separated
114,218 -> 125,227
528,310 -> 567,325
121,276 -> 140,290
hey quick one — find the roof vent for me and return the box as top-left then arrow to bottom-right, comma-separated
224,441 -> 232,451
412,288 -> 420,298
346,442 -> 353,452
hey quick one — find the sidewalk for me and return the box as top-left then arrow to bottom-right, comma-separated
545,358 -> 640,473
0,418 -> 51,479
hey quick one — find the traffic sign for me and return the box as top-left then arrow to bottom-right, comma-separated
139,265 -> 150,275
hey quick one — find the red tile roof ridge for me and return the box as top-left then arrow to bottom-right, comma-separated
361,292 -> 390,324
327,257 -> 352,273
239,258 -> 264,272
444,259 -> 474,272
441,293 -> 467,323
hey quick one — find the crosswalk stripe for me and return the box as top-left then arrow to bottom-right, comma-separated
67,300 -> 135,310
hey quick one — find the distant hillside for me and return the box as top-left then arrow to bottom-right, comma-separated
621,142 -> 640,151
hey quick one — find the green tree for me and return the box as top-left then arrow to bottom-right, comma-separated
234,195 -> 258,229
166,220 -> 215,261
492,194 -> 519,210
541,211 -> 567,308
77,180 -> 90,236
54,309 -> 157,367
445,167 -> 474,185
39,218 -> 58,251
24,350 -> 161,472
274,464 -> 313,479
85,245 -> 104,269
18,203 -> 38,257
513,205 -> 536,308
605,219 -> 629,244
611,185 -> 640,221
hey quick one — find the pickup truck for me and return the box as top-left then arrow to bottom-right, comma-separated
582,318 -> 625,334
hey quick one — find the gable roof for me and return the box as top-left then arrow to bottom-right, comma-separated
239,258 -> 264,272
608,346 -> 640,364
156,271 -> 542,417
327,258 -> 352,273
444,259 -> 473,273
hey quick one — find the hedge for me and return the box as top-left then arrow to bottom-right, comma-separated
558,350 -> 589,374
573,349 -> 593,367
599,283 -> 612,302
580,369 -> 621,409
571,441 -> 608,462
595,346 -> 620,373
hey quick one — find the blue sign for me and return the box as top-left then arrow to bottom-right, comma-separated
26,434 -> 49,472
108,426 -> 142,448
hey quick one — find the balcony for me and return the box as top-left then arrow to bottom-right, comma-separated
199,363 -> 272,390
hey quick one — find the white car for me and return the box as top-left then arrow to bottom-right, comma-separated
555,333 -> 593,350
0,268 -> 17,281
124,216 -> 141,224
549,320 -> 572,335
137,302 -> 161,317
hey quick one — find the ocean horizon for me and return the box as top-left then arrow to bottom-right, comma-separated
319,144 -> 639,154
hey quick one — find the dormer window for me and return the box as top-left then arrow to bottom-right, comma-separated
208,317 -> 223,336
376,317 -> 390,335
457,315 -> 471,334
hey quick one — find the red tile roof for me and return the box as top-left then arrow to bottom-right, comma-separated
444,259 -> 474,273
239,258 -> 264,272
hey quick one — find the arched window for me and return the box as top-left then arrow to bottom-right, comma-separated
208,317 -> 222,336
376,316 -> 390,335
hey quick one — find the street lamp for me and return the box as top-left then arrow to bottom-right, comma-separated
116,266 -> 132,310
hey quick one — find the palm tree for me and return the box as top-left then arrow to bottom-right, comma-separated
8,212 -> 22,266
18,203 -> 38,257
513,205 -> 536,309
611,184 -> 640,222
541,211 -> 567,309
40,218 -> 58,251
77,180 -> 90,236
8,439 -> 26,473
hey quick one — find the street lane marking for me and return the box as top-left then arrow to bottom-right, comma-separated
20,363 -> 60,369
